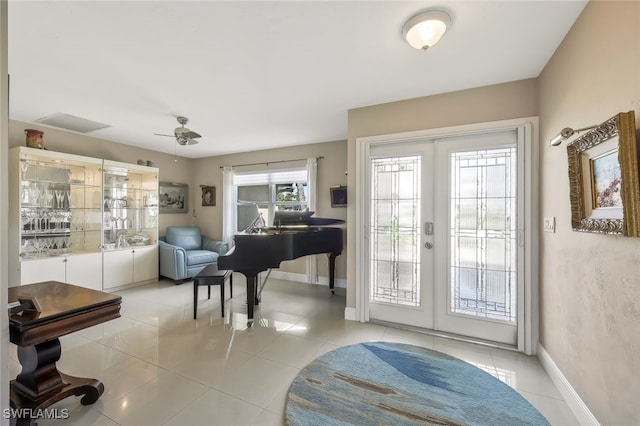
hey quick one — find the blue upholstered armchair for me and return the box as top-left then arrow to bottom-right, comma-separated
159,226 -> 229,284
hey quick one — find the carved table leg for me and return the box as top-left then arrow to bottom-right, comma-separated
10,338 -> 105,425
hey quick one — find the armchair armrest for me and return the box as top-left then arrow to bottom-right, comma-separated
159,240 -> 188,280
202,236 -> 229,255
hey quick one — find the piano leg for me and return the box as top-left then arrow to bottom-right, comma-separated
328,253 -> 338,294
246,275 -> 256,326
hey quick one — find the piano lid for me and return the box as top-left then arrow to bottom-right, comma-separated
272,210 -> 344,227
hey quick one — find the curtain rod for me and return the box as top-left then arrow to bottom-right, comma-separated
220,156 -> 324,169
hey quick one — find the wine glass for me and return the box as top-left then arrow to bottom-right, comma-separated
29,186 -> 41,207
44,189 -> 55,209
20,160 -> 30,179
55,189 -> 65,209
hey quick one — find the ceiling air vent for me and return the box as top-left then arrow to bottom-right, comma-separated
35,112 -> 110,133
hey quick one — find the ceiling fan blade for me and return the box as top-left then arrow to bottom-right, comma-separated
154,133 -> 174,137
184,130 -> 201,139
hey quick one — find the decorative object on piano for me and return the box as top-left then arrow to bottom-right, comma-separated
566,111 -> 640,236
200,185 -> 216,207
330,185 -> 347,208
25,129 -> 44,149
159,182 -> 188,213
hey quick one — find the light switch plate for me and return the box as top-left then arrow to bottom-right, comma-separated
543,217 -> 556,233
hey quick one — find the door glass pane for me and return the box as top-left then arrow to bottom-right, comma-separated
370,156 -> 421,307
450,148 -> 517,322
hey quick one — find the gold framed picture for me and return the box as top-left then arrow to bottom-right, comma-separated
566,111 -> 640,236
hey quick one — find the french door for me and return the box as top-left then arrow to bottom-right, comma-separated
368,140 -> 434,329
362,125 -> 529,348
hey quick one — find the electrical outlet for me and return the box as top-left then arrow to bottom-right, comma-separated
543,217 -> 556,233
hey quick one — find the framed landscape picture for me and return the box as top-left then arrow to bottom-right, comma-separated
159,182 -> 188,213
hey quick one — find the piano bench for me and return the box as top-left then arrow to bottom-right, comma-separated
193,265 -> 233,319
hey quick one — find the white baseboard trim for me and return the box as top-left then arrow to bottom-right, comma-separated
344,307 -> 357,321
269,270 -> 346,288
537,343 -> 600,426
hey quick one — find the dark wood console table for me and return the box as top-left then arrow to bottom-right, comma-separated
8,281 -> 122,426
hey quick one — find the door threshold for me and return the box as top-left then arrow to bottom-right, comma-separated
370,319 -> 519,353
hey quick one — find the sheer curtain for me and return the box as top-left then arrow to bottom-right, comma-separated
222,165 -> 235,247
306,157 -> 318,283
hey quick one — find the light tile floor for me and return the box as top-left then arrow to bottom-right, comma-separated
9,276 -> 580,425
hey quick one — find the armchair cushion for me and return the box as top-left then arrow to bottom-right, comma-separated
159,226 -> 229,283
186,250 -> 219,266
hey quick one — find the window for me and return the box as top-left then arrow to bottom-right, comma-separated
234,168 -> 309,231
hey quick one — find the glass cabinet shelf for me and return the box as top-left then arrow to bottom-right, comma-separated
102,161 -> 159,251
13,149 -> 103,259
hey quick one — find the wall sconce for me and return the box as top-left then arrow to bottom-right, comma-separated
549,125 -> 598,146
402,10 -> 451,50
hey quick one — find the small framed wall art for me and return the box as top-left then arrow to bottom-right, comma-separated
201,185 -> 216,206
330,185 -> 347,208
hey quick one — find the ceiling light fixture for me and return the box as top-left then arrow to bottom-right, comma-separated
402,10 -> 451,50
549,125 -> 598,146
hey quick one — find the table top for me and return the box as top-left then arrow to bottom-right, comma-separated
8,281 -> 122,327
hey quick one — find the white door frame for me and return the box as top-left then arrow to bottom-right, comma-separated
355,117 -> 539,354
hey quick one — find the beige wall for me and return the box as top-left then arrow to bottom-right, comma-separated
192,140 -> 348,280
538,1 -> 640,424
9,120 -> 195,231
346,79 -> 539,305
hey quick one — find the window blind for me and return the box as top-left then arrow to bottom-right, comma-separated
233,167 -> 307,186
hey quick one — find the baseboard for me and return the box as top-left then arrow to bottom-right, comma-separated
344,307 -> 357,321
269,270 -> 347,288
537,343 -> 600,426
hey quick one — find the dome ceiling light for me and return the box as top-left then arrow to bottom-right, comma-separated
402,10 -> 451,51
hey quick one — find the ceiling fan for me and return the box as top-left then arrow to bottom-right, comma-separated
155,116 -> 201,145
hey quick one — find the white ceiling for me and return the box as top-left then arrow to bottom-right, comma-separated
8,1 -> 587,159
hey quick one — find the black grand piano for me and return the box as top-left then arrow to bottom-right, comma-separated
217,210 -> 344,325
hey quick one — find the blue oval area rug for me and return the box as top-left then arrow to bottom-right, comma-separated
285,342 -> 550,426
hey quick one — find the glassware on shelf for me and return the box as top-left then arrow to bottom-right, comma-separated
44,189 -> 55,209
20,160 -> 30,178
55,189 -> 65,209
28,186 -> 41,207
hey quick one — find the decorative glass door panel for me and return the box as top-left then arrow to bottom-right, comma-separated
450,148 -> 517,322
371,155 -> 421,307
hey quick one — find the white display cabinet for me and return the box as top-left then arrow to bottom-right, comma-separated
9,147 -> 159,291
